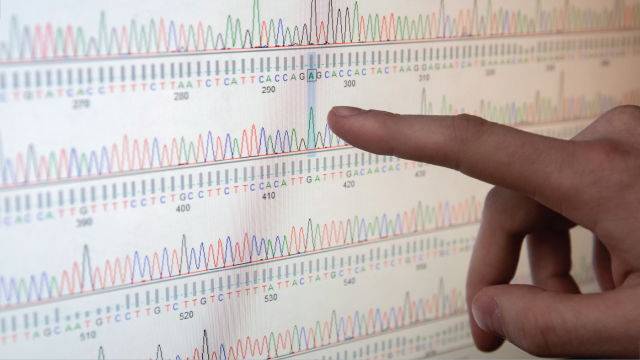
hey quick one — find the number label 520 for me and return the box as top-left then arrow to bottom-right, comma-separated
179,311 -> 194,320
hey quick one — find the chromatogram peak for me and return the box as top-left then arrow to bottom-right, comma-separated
0,107 -> 345,187
0,198 -> 482,307
5,72 -> 640,188
155,289 -> 465,360
1,0 -> 639,62
420,72 -> 640,124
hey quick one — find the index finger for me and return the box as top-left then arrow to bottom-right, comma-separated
327,106 -> 581,209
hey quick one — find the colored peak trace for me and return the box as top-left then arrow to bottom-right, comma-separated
156,289 -> 467,360
1,0 -> 639,62
0,197 -> 482,307
0,107 -> 345,187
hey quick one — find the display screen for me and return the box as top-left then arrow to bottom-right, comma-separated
1,0 -> 639,358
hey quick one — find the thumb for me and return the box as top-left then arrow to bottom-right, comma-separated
471,284 -> 640,358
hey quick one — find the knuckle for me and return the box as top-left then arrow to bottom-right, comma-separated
484,187 -> 505,208
509,301 -> 569,357
481,187 -> 546,234
589,140 -> 634,171
594,140 -> 625,159
451,114 -> 488,142
507,314 -> 555,357
579,105 -> 640,143
593,105 -> 640,131
602,104 -> 640,119
450,114 -> 490,170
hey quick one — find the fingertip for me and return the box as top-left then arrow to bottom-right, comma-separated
327,106 -> 367,134
327,107 -> 398,155
472,293 -> 506,338
470,325 -> 505,353
329,106 -> 367,117
467,288 -> 506,353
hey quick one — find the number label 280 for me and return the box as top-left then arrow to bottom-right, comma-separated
174,92 -> 189,101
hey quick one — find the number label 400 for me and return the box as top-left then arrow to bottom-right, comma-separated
176,204 -> 191,212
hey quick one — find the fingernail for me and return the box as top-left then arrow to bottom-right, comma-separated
472,294 -> 505,338
332,106 -> 365,116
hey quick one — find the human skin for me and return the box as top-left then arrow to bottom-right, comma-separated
327,105 -> 640,358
